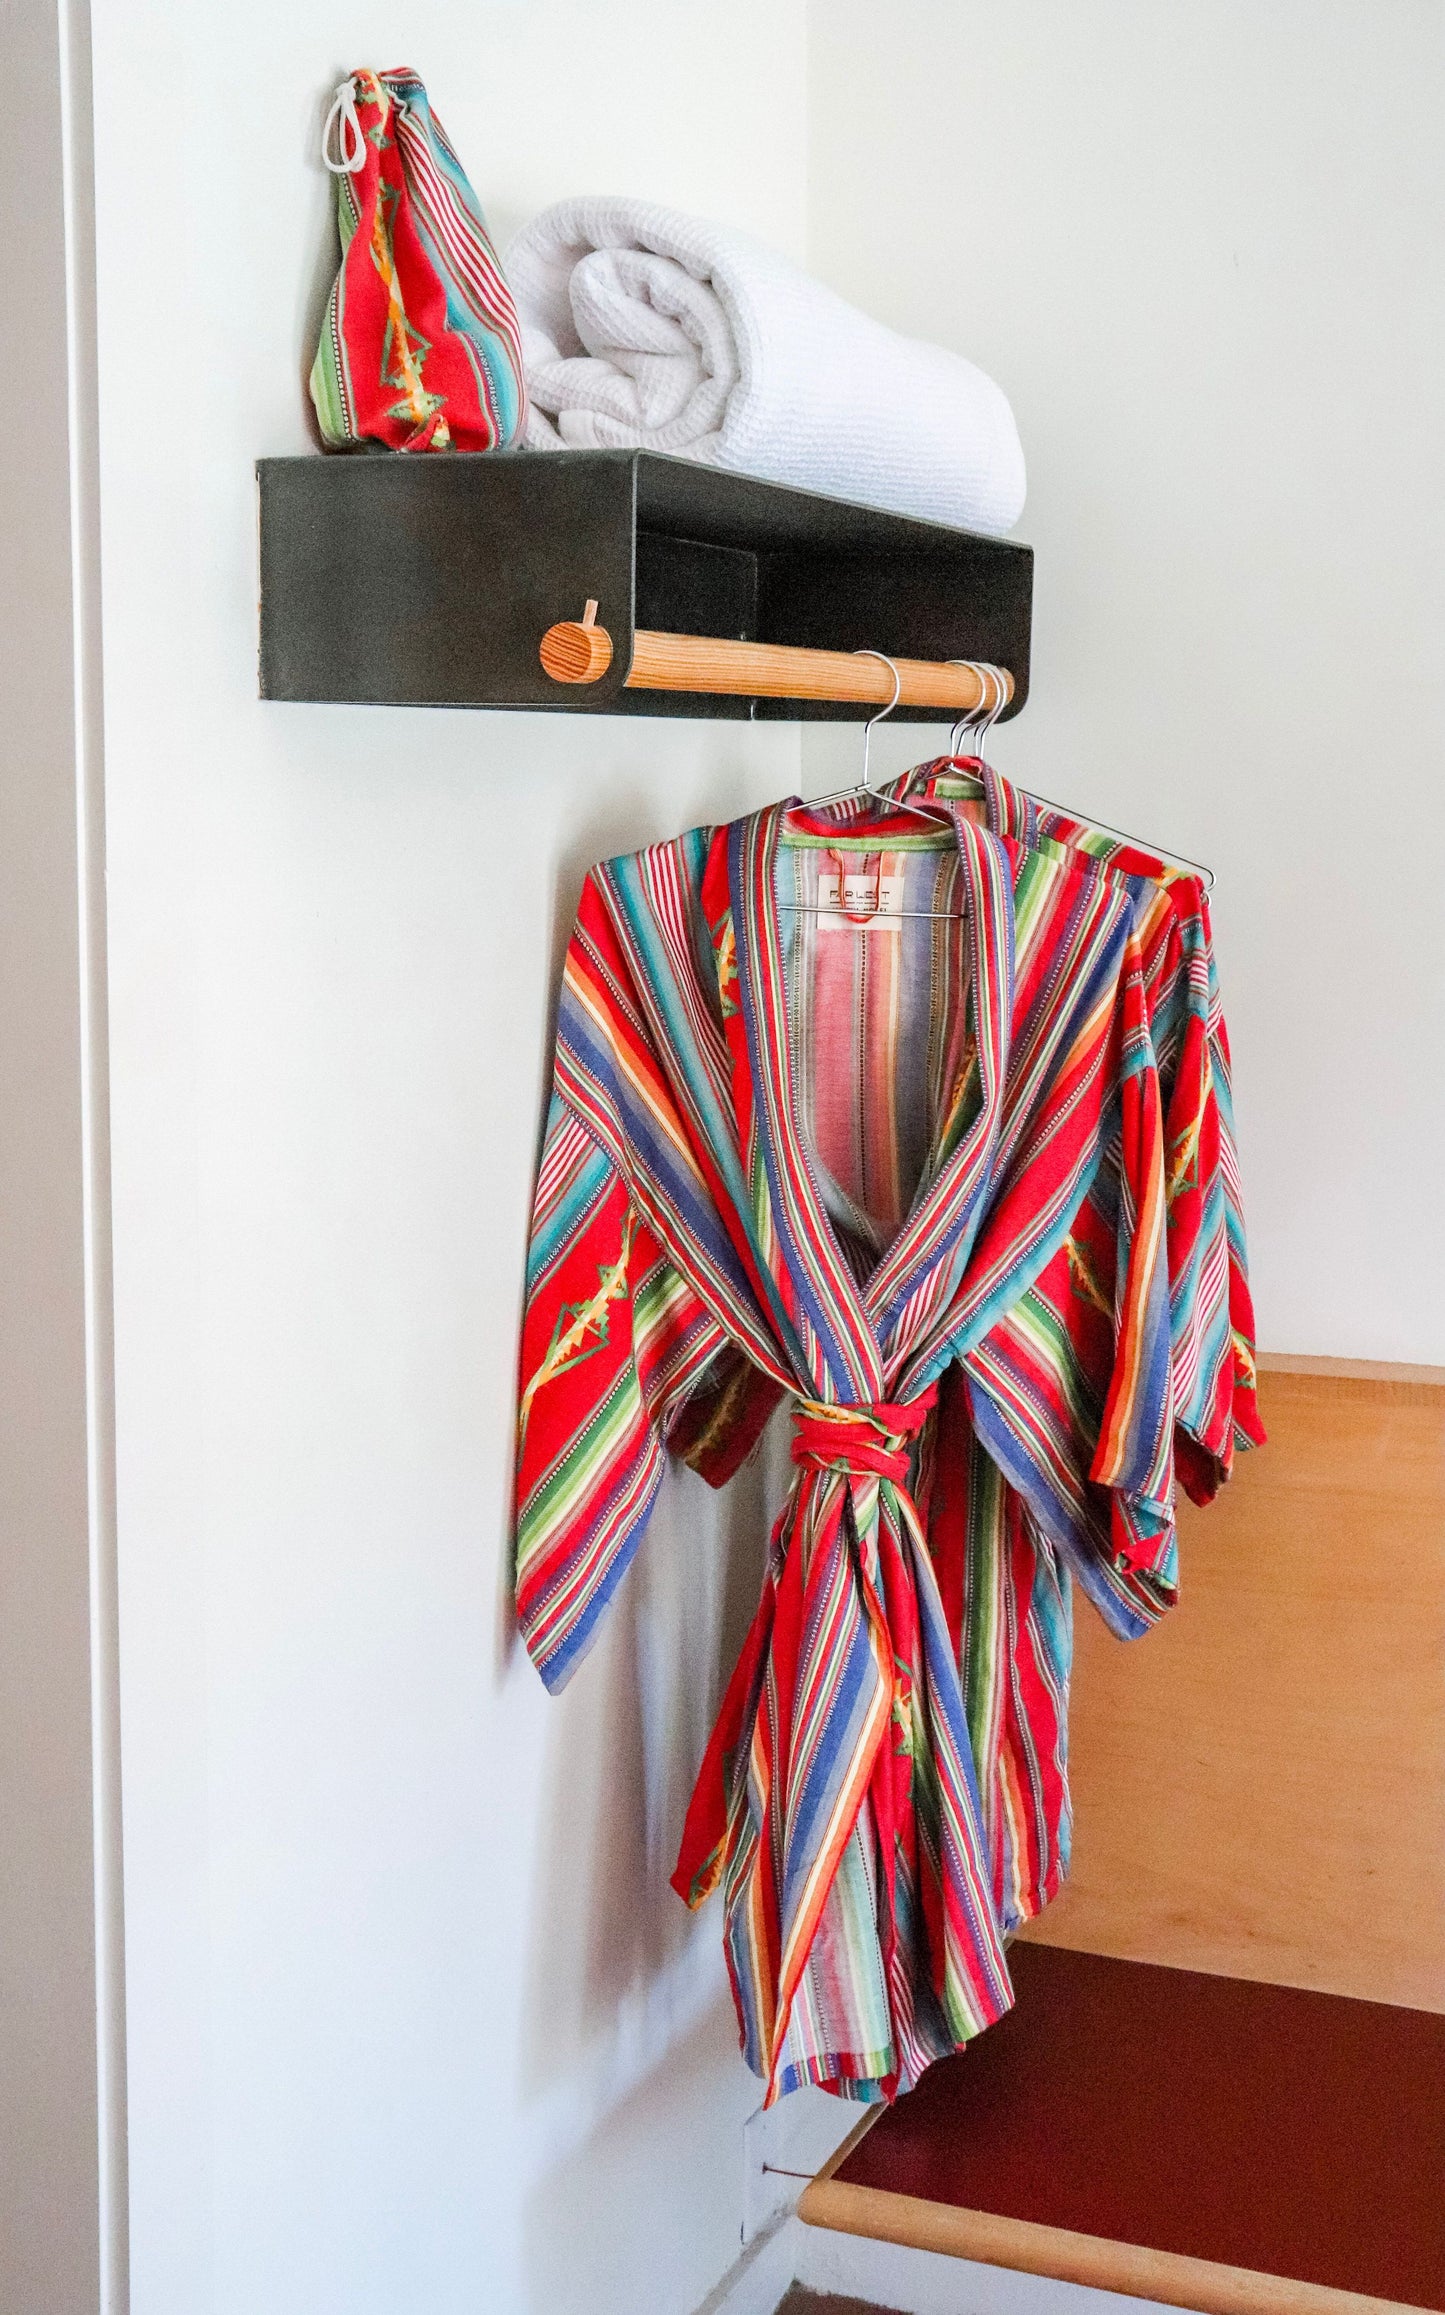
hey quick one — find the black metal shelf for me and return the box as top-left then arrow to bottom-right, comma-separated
257,449 -> 1033,722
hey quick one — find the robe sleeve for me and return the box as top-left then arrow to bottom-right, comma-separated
962,922 -> 1177,1644
1209,1001 -> 1267,1456
1030,831 -> 1265,1497
1148,881 -> 1265,1497
514,1093 -> 723,1692
1087,929 -> 1177,1619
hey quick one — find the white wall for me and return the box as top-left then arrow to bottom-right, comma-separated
89,7 -> 806,2312
73,7 -> 1445,2313
807,0 -> 1445,1365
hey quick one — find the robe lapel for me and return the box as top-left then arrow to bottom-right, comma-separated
728,804 -> 883,1403
865,815 -> 1016,1368
728,802 -> 1022,1403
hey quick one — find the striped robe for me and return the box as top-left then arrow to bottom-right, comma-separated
515,798 -> 1175,2103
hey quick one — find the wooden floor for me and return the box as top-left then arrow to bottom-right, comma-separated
802,1942 -> 1445,2315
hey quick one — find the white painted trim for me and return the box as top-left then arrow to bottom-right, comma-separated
58,2 -> 126,2306
0,2 -> 121,2305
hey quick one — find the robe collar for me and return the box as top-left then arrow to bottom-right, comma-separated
908,754 -> 1042,850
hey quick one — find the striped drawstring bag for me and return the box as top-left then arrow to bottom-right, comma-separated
311,69 -> 527,453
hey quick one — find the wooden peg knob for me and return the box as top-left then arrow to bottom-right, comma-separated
540,599 -> 614,685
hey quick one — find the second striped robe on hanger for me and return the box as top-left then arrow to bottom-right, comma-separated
515,795 -> 1177,2104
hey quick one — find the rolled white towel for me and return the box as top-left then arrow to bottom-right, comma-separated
507,197 -> 1026,536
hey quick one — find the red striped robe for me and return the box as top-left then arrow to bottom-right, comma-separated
515,798 -> 1176,2102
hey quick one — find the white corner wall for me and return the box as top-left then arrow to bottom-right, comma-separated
807,0 -> 1445,1365
88,6 -> 806,2312
36,7 -> 1440,2315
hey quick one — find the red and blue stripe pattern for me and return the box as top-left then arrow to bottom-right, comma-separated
515,795 -> 1181,2101
310,68 -> 526,455
916,758 -> 1263,1492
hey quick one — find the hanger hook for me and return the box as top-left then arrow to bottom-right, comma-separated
853,651 -> 903,792
947,662 -> 1007,761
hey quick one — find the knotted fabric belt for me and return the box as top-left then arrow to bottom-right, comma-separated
789,1390 -> 938,1485
672,1373 -> 1012,2105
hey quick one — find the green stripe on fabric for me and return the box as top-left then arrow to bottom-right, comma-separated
779,829 -> 956,852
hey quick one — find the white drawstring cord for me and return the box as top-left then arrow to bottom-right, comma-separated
322,77 -> 366,173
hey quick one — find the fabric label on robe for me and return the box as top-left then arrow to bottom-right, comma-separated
817,868 -> 906,930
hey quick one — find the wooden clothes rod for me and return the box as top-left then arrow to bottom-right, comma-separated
539,605 -> 1014,712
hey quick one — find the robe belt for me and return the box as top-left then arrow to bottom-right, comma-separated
789,1389 -> 938,1485
675,1384 -> 944,1917
675,1368 -> 997,2101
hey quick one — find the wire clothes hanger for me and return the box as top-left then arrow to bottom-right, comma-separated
782,652 -> 970,922
1016,790 -> 1218,889
883,664 -> 1217,890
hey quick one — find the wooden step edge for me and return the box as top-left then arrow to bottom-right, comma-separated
796,2177 -> 1430,2315
1256,1351 -> 1445,1389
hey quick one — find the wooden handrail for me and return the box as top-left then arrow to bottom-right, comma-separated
797,2179 -> 1416,2315
539,605 -> 1013,713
